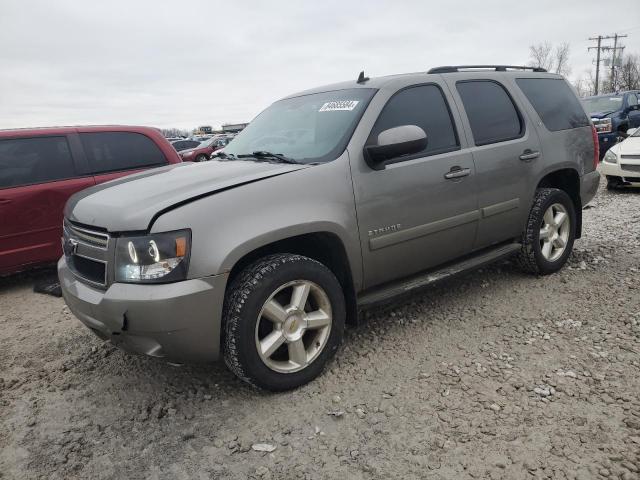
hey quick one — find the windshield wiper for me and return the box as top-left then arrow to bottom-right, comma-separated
237,151 -> 301,164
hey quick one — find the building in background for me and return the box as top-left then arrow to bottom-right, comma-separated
195,125 -> 213,135
221,123 -> 248,134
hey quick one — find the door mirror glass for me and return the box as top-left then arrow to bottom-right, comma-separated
364,125 -> 427,170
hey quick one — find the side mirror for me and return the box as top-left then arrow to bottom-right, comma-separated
627,127 -> 638,136
364,125 -> 427,170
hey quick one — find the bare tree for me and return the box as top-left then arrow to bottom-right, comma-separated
529,42 -> 553,71
573,73 -> 596,97
528,42 -> 571,76
554,42 -> 571,77
617,54 -> 640,91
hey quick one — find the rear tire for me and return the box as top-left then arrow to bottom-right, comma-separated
195,154 -> 207,162
223,254 -> 345,391
517,188 -> 576,275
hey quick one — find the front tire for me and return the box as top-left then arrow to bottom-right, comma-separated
606,176 -> 623,190
223,254 -> 345,391
517,188 -> 576,275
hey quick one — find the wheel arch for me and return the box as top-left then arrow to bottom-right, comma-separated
536,167 -> 582,238
225,231 -> 359,326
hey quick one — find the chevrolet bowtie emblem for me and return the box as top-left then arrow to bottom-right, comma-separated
63,238 -> 79,256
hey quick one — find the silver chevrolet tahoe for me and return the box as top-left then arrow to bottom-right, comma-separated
59,65 -> 600,391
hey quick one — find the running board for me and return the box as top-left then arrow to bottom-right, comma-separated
358,242 -> 521,307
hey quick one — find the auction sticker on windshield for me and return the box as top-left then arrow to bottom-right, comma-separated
319,100 -> 359,112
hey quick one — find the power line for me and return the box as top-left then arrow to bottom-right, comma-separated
588,34 -> 627,94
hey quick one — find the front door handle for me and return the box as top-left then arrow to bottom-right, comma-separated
444,167 -> 471,180
0,199 -> 11,205
519,149 -> 540,161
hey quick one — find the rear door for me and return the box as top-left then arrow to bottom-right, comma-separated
0,135 -> 95,273
79,131 -> 170,185
350,82 -> 479,289
446,77 -> 542,249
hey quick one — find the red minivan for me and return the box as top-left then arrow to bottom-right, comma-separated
0,126 -> 182,276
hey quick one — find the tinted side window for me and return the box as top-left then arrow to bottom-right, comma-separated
80,132 -> 167,174
628,93 -> 638,107
0,136 -> 76,189
369,84 -> 459,157
516,78 -> 590,131
456,81 -> 523,145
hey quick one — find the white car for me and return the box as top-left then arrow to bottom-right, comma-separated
599,127 -> 640,189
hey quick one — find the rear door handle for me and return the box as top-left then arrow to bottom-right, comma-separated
444,167 -> 470,180
519,149 -> 540,161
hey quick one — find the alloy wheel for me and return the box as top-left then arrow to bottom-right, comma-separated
254,280 -> 332,373
539,203 -> 570,262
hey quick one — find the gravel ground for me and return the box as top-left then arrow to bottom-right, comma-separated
1,178 -> 640,480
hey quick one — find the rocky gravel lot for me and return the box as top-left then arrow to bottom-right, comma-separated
1,178 -> 640,480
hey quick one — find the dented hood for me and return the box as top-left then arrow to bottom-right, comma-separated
65,160 -> 309,231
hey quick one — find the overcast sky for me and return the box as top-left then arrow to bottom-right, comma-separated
1,0 -> 639,131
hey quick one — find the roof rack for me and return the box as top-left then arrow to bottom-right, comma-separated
428,65 -> 547,74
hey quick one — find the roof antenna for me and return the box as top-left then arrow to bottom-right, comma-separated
357,70 -> 369,84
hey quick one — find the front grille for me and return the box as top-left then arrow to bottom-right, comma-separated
621,154 -> 640,160
64,222 -> 109,249
63,221 -> 110,287
68,254 -> 106,285
621,164 -> 640,174
623,176 -> 640,182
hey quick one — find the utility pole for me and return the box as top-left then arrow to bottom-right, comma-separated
609,34 -> 627,91
589,34 -> 628,95
589,36 -> 602,94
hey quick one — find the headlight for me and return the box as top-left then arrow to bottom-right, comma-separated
115,230 -> 191,283
603,149 -> 618,164
593,118 -> 612,134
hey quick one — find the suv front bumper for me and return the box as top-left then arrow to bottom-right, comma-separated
58,257 -> 227,362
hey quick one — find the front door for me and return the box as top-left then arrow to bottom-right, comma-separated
350,82 -> 479,289
626,93 -> 640,129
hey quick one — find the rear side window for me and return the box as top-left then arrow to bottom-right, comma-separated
0,136 -> 76,189
516,78 -> 590,131
369,84 -> 459,157
456,80 -> 523,146
80,132 -> 167,174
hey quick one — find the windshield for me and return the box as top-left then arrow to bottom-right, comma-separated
224,88 -> 376,164
581,95 -> 623,115
632,128 -> 640,138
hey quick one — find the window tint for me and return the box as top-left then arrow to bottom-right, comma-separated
456,81 -> 523,145
80,132 -> 167,174
516,78 -> 590,131
369,84 -> 458,157
0,136 -> 76,189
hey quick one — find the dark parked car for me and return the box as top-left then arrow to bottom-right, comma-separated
582,91 -> 640,158
0,126 -> 182,276
179,136 -> 230,162
171,139 -> 201,152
